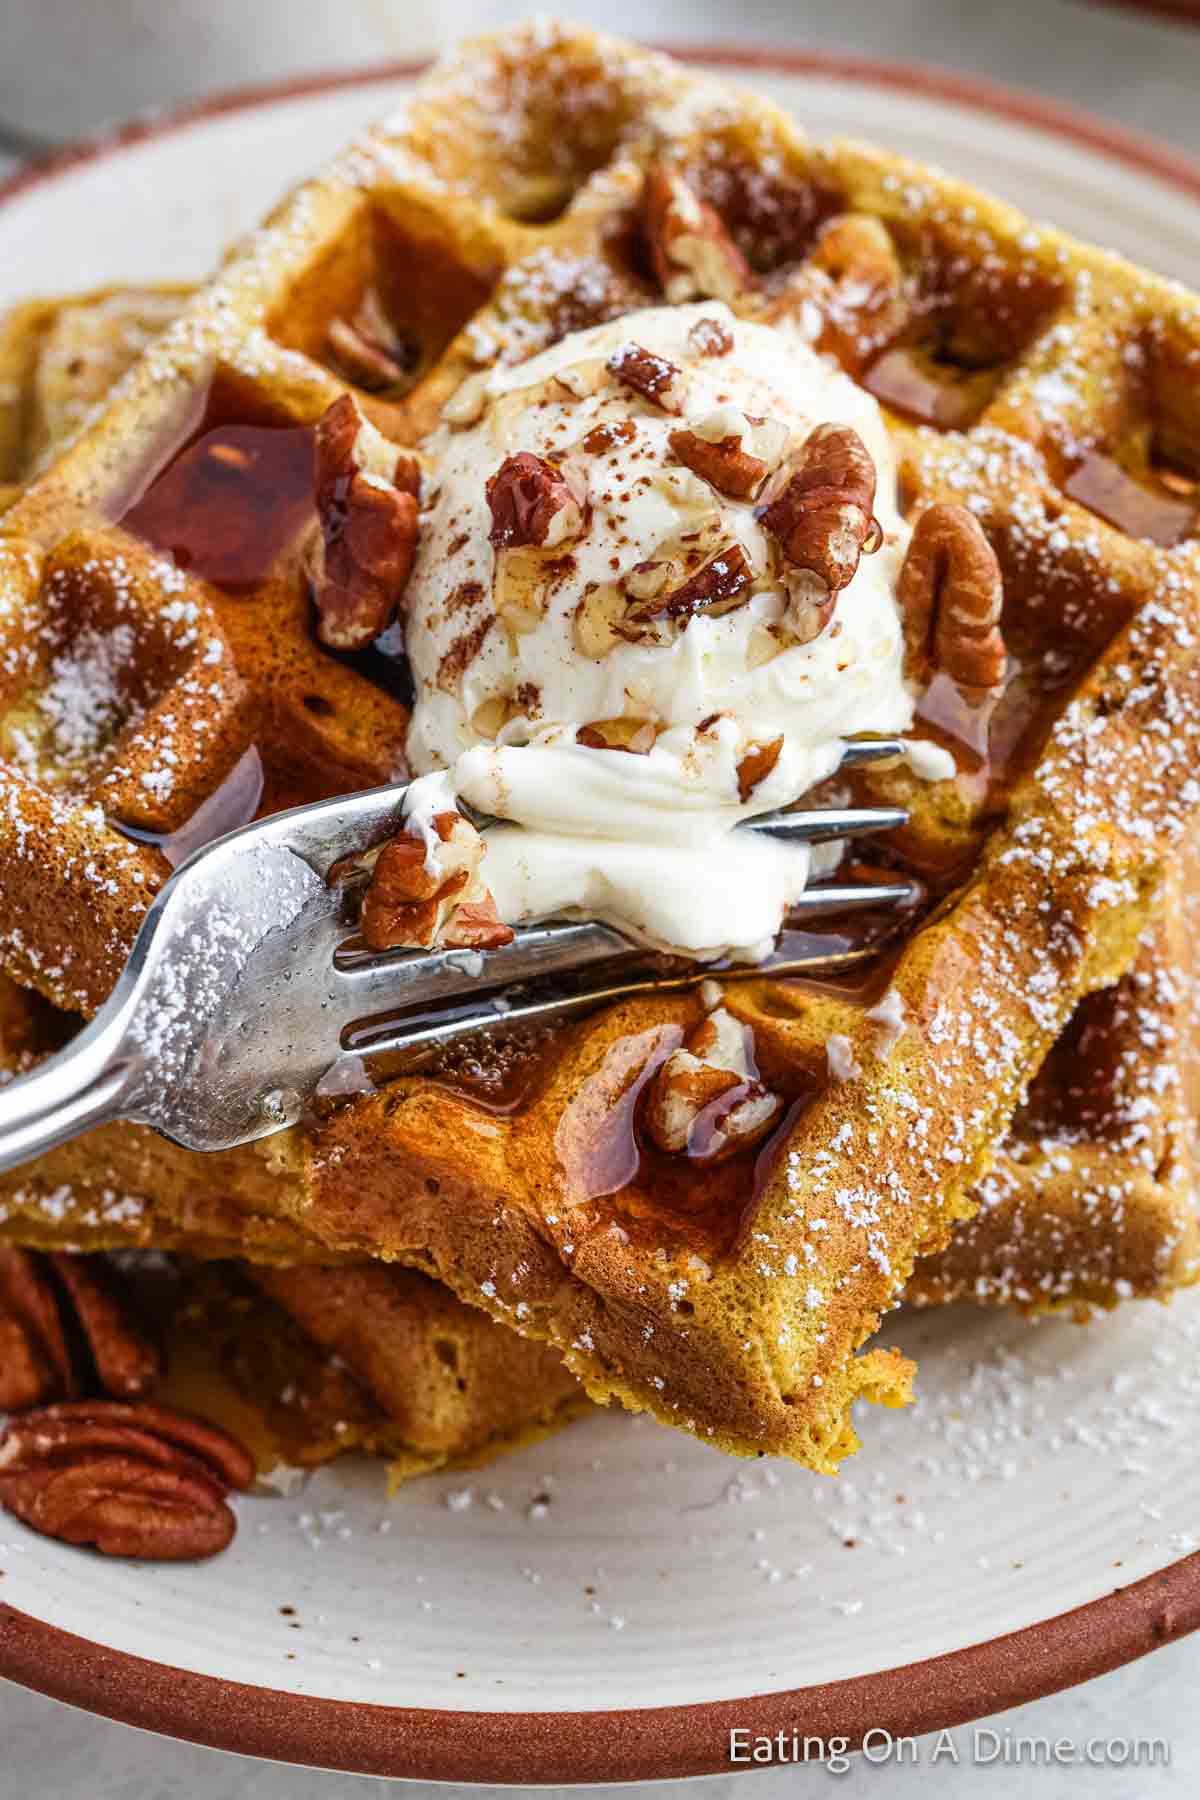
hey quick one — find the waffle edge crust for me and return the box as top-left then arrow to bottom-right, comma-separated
1,24 -> 1200,1467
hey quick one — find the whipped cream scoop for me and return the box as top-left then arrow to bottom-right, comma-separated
401,301 -> 947,959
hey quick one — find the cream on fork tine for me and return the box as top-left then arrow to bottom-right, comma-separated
0,752 -> 913,1170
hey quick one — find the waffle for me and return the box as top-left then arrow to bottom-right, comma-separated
909,828 -> 1200,1313
159,1259 -> 587,1482
0,286 -> 189,510
4,282 -> 1196,1332
1,24 -> 1200,1471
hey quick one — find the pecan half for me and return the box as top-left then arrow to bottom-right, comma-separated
757,423 -> 883,600
0,1400 -> 254,1561
644,1008 -> 782,1163
0,1249 -> 161,1411
897,502 -> 1007,688
607,342 -> 687,414
308,394 -> 420,651
338,810 -> 514,954
642,164 -> 754,307
486,452 -> 587,550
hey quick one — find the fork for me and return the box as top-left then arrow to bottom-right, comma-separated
0,740 -> 915,1172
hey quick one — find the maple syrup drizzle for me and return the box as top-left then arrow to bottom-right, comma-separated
911,634 -> 1092,805
1063,449 -> 1197,548
122,416 -> 316,590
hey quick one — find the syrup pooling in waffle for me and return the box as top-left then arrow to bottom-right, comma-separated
3,24 -> 1200,1469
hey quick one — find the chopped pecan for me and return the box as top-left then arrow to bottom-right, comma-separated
644,1008 -> 782,1162
576,717 -> 657,753
486,452 -> 587,550
758,423 -> 882,595
626,542 -> 754,626
669,409 -> 789,499
341,809 -> 514,954
642,164 -> 754,307
0,1400 -> 253,1561
736,735 -> 784,801
325,288 -> 417,393
687,315 -> 734,358
0,1249 -> 161,1411
607,342 -> 687,414
308,394 -> 420,651
582,418 -> 637,456
897,502 -> 1007,689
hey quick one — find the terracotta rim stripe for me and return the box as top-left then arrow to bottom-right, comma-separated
1,46 -> 1199,1782
2,1555 -> 1198,1781
4,44 -> 1200,213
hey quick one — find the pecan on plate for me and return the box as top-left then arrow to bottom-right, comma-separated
897,502 -> 1007,688
0,1248 -> 162,1412
334,809 -> 514,954
0,1400 -> 254,1561
642,164 -> 754,307
486,452 -> 587,550
308,394 -> 421,651
669,409 -> 789,500
644,1007 -> 782,1163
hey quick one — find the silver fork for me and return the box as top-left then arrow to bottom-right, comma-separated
0,740 -> 915,1173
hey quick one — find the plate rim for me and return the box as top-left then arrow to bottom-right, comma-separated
1,43 -> 1199,1782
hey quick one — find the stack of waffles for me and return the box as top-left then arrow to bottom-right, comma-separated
0,21 -> 1198,1506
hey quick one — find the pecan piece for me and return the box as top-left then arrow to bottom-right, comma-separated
897,502 -> 1007,689
486,452 -> 587,550
644,1008 -> 782,1162
687,315 -> 734,358
325,287 -> 417,393
642,164 -> 754,306
758,423 -> 882,588
338,809 -> 515,954
736,735 -> 784,801
0,1248 -> 161,1411
0,1400 -> 254,1561
308,394 -> 420,651
626,542 -> 754,627
607,342 -> 687,414
670,409 -> 789,499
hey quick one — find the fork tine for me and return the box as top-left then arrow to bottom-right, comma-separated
788,878 -> 918,912
746,805 -> 908,842
838,737 -> 905,767
342,886 -> 914,1064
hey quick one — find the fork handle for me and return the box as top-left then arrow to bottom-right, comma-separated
0,1011 -> 142,1175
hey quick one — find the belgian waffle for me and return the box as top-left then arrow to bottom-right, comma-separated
3,282 -> 1196,1333
2,25 -> 1200,1470
162,1260 -> 587,1482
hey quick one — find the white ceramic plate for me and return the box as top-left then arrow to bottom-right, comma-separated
0,51 -> 1198,1784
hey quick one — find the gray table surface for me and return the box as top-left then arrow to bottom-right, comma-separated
2,0 -> 1200,1792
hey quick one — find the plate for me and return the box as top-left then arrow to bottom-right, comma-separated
1,49 -> 1198,1783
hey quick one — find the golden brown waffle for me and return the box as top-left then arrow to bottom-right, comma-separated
910,830 -> 1200,1313
4,281 -> 1196,1335
160,1260 -> 586,1482
0,286 -> 188,507
2,24 -> 1200,1469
